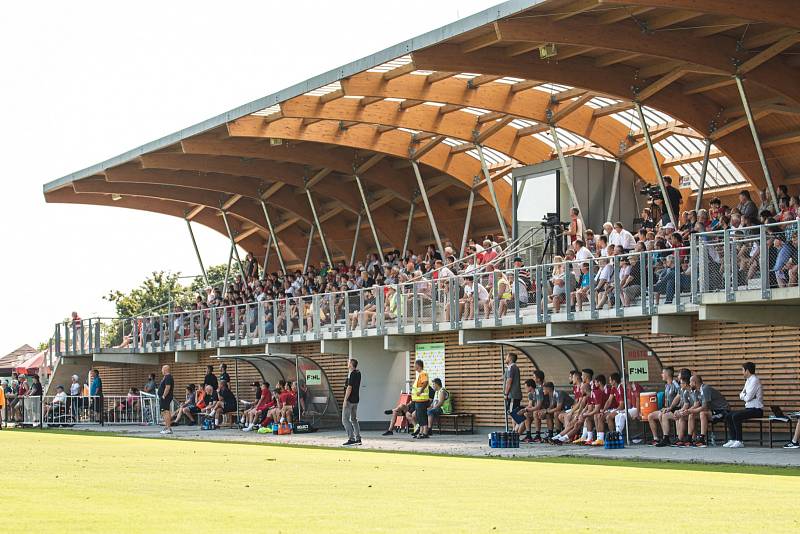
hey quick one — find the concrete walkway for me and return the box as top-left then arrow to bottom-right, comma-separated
46,424 -> 800,469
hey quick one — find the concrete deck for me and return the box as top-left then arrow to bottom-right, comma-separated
44,424 -> 800,469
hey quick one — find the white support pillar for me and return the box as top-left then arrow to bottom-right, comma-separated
185,218 -> 208,286
548,125 -> 585,230
260,200 -> 286,274
475,143 -> 510,243
220,210 -> 247,279
460,188 -> 475,257
410,159 -> 444,254
354,173 -> 384,257
633,101 -> 677,226
694,138 -> 712,212
305,189 -> 333,266
350,214 -> 361,266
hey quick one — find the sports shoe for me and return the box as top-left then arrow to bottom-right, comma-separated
532,434 -> 543,443
729,440 -> 744,448
783,441 -> 800,449
655,437 -> 671,447
159,428 -> 172,435
591,439 -> 604,447
381,430 -> 393,436
384,409 -> 393,415
355,437 -> 362,445
521,436 -> 534,444
342,439 -> 356,446
722,440 -> 735,448
571,437 -> 584,445
694,437 -> 707,448
649,439 -> 660,446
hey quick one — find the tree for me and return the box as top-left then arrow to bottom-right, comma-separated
103,271 -> 191,345
189,263 -> 230,295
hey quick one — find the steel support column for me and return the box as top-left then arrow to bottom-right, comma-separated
184,217 -> 208,286
606,159 -> 621,222
475,143 -> 510,243
220,210 -> 246,279
548,125 -> 585,229
402,201 -> 415,259
262,234 -> 272,278
353,173 -> 384,258
303,226 -> 315,272
349,214 -> 361,266
222,245 -> 233,297
460,188 -> 475,258
260,200 -> 287,274
633,102 -> 677,226
734,75 -> 780,214
694,138 -> 713,211
305,189 -> 333,266
410,159 -> 444,254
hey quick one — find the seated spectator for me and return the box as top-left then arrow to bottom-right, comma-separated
44,385 -> 68,421
421,378 -> 450,437
647,366 -> 680,446
173,384 -> 198,425
723,362 -> 763,448
460,276 -> 490,320
108,387 -> 140,422
687,374 -> 729,448
382,397 -> 415,436
784,418 -> 800,449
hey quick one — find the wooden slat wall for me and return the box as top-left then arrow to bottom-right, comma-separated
93,318 -> 799,428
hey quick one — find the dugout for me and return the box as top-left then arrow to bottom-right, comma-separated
211,353 -> 340,428
468,334 -> 663,443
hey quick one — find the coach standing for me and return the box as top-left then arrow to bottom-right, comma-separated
159,365 -> 174,435
504,352 -> 522,428
342,358 -> 361,446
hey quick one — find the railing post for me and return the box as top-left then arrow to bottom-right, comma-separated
359,289 -> 366,336
689,234 -> 699,303
613,256 -> 622,317
54,325 -> 61,357
723,229 -> 733,302
210,307 -> 217,344
80,321 -> 85,354
473,274 -> 482,328
646,253 -> 655,313
535,266 -> 543,323
312,294 -> 321,339
673,249 -> 682,310
514,267 -> 522,325
377,288 -> 385,334
492,271 -> 500,325
759,225 -> 770,299
412,282 -> 419,333
344,292 -> 351,338
542,266 -> 551,323
258,301 -> 265,341
431,282 -> 439,332
588,260 -> 597,319
565,261 -> 574,321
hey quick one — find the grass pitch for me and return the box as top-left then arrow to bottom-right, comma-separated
6,431 -> 799,533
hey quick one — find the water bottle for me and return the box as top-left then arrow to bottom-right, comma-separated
709,432 -> 716,447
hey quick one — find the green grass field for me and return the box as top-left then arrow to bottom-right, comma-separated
6,431 -> 799,533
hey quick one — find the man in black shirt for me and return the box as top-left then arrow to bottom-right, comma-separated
342,358 -> 362,446
215,380 -> 237,428
159,365 -> 174,435
660,176 -> 683,225
203,365 -> 218,391
219,363 -> 231,384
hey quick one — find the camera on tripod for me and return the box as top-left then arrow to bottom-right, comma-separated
541,212 -> 568,230
640,184 -> 662,201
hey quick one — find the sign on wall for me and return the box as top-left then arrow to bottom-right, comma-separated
415,343 -> 445,386
305,369 -> 322,386
627,360 -> 649,382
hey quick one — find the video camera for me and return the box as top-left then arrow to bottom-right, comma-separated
640,184 -> 662,201
541,212 -> 569,230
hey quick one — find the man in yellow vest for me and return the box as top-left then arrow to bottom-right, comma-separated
411,359 -> 430,439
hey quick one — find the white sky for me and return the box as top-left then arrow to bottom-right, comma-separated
0,0 -> 499,354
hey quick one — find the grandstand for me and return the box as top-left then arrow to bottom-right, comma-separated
38,0 -> 800,439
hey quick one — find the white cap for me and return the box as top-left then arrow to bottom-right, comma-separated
664,222 -> 675,230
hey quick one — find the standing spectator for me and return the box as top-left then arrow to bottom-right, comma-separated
723,362 -> 763,448
661,176 -> 683,225
159,365 -> 174,435
143,373 -> 156,395
219,363 -> 231,384
737,190 -> 758,222
89,369 -> 103,424
410,359 -> 431,439
342,358 -> 362,446
69,374 -> 81,421
504,352 -> 522,419
567,207 -> 584,244
611,222 -> 636,252
203,365 -> 218,391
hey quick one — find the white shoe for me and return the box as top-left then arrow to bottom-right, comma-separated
722,440 -> 734,447
159,428 -> 172,435
729,441 -> 744,448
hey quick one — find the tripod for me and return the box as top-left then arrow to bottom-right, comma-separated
539,225 -> 564,264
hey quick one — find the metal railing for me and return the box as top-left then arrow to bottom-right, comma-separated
54,220 -> 800,356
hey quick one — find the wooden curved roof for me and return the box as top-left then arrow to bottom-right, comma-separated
44,0 -> 800,269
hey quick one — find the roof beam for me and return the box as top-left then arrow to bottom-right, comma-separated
762,129 -> 800,149
510,80 -> 542,93
318,89 -> 344,104
596,6 -> 654,24
636,68 -> 686,102
594,50 -> 639,68
438,103 -> 463,115
360,96 -> 383,107
355,154 -> 386,175
663,148 -> 722,167
305,168 -> 332,189
505,42 -> 545,57
683,76 -> 734,95
468,74 -> 501,88
592,101 -> 635,118
516,123 -> 549,137
376,124 -> 396,133
693,18 -> 747,38
738,33 -> 800,74
450,143 -> 475,155
551,87 -> 588,103
186,205 -> 205,221
461,23 -> 502,54
551,0 -> 600,21
476,111 -> 506,124
399,99 -> 424,110
234,226 -> 260,243
643,9 -> 702,30
549,93 -> 594,123
426,71 -> 457,84
474,116 -> 514,144
261,111 -> 284,124
742,28 -> 798,50
621,128 -> 673,159
221,194 -> 242,210
411,135 -> 445,159
260,182 -> 285,200
383,62 -> 416,81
